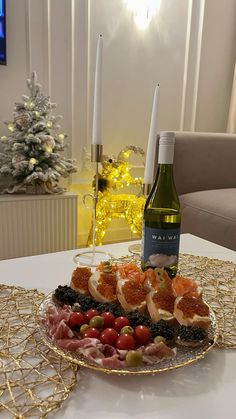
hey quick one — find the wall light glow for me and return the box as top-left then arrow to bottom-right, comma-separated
124,0 -> 161,30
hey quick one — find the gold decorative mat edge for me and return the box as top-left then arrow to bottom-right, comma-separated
0,283 -> 79,418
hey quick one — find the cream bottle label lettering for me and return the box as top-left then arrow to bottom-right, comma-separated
142,226 -> 180,269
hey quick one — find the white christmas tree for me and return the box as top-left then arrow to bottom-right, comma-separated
0,72 -> 77,194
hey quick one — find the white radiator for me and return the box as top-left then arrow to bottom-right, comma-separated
0,193 -> 78,260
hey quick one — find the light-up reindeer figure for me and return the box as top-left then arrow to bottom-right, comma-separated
86,146 -> 146,246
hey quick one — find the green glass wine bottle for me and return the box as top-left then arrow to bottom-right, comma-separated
141,131 -> 181,278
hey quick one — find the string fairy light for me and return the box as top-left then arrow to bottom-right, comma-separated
29,158 -> 38,165
86,146 -> 145,246
45,146 -> 53,153
25,100 -> 35,110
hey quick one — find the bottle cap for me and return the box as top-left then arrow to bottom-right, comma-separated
159,131 -> 175,145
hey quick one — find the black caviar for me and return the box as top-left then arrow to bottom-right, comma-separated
149,319 -> 175,340
177,325 -> 207,342
53,285 -> 78,306
127,311 -> 151,328
75,293 -> 98,311
53,285 -> 125,315
96,302 -> 124,317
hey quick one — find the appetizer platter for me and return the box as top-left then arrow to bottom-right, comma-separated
37,261 -> 218,375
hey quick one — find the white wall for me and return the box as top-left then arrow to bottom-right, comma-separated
0,0 -> 236,244
1,0 -> 236,167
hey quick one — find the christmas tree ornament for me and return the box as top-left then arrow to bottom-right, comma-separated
7,123 -> 15,132
0,72 -> 77,194
14,111 -> 32,130
58,133 -> 65,141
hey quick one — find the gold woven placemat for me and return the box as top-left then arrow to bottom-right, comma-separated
0,284 -> 78,418
179,253 -> 236,349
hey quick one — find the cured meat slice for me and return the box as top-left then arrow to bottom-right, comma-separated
100,354 -> 125,369
140,342 -> 176,364
50,319 -> 74,340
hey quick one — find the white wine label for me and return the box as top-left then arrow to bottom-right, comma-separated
141,226 -> 180,269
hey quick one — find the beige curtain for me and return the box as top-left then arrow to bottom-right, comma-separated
227,61 -> 236,133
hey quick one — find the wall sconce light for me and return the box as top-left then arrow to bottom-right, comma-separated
123,0 -> 161,30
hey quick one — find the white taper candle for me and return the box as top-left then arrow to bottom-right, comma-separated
143,84 -> 160,184
92,35 -> 103,145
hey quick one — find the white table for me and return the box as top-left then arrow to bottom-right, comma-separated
0,233 -> 236,419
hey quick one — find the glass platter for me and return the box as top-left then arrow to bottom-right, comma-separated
37,293 -> 219,376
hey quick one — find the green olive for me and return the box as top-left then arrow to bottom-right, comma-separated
89,315 -> 104,329
120,326 -> 134,336
80,324 -> 90,335
125,350 -> 143,367
154,336 -> 167,344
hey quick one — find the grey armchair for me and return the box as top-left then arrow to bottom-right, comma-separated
157,132 -> 236,251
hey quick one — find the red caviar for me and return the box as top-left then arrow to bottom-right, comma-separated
177,296 -> 209,318
71,267 -> 91,292
97,273 -> 117,300
152,292 -> 175,313
122,280 -> 147,305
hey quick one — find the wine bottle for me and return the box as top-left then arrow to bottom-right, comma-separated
141,131 -> 181,278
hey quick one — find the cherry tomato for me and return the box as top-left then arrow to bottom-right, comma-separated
113,316 -> 130,332
133,325 -> 150,345
116,334 -> 135,350
100,312 -> 115,328
83,328 -> 100,339
68,312 -> 86,328
100,328 -> 119,346
84,309 -> 99,322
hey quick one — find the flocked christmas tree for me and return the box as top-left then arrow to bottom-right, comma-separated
0,72 -> 77,194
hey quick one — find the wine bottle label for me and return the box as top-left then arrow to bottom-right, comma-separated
141,226 -> 180,269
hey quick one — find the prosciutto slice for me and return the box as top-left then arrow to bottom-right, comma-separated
50,319 -> 74,340
140,342 -> 176,364
100,354 -> 125,369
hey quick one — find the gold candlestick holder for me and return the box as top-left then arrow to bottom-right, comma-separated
73,144 -> 113,267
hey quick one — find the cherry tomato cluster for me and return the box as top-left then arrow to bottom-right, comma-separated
68,308 -> 151,350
